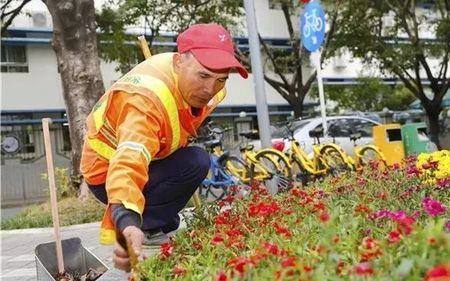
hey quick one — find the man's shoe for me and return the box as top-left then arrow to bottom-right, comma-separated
143,229 -> 171,246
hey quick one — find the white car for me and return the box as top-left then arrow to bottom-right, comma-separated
250,116 -> 381,156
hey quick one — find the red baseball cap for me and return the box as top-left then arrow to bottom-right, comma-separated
177,23 -> 248,79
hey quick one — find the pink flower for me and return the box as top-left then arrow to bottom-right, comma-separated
445,221 -> 450,232
354,262 -> 374,275
423,197 -> 447,217
437,178 -> 450,189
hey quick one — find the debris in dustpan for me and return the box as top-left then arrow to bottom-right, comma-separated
54,268 -> 102,281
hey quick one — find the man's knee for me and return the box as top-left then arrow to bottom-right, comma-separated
184,146 -> 210,177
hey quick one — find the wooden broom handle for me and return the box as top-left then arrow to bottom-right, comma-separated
138,35 -> 152,59
42,118 -> 65,274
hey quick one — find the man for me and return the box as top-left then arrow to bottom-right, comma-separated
80,23 -> 248,272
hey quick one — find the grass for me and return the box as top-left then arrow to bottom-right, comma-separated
1,195 -> 104,230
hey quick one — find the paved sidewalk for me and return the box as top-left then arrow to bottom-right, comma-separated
1,210 -> 191,280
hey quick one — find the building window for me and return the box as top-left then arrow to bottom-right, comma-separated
1,45 -> 29,73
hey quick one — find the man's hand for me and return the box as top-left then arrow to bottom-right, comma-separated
113,226 -> 144,272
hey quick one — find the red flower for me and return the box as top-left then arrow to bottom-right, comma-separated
227,256 -> 254,274
303,264 -> 313,272
215,270 -> 227,281
273,222 -> 292,237
336,261 -> 345,274
355,204 -> 371,214
211,233 -> 224,245
173,266 -> 186,276
225,228 -> 243,238
319,210 -> 330,222
388,229 -> 402,244
425,265 -> 450,281
160,242 -> 173,259
301,0 -> 311,4
280,257 -> 297,268
428,237 -> 436,245
263,242 -> 280,255
354,262 -> 374,275
314,201 -> 325,211
392,163 -> 401,170
248,201 -> 280,217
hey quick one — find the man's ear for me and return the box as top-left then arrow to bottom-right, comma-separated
173,53 -> 182,74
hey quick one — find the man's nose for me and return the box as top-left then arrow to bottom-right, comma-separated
203,80 -> 216,96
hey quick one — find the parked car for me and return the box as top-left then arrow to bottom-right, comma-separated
249,116 -> 381,156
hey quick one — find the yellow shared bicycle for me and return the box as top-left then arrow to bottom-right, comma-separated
224,130 -> 292,192
344,132 -> 387,171
267,122 -> 351,185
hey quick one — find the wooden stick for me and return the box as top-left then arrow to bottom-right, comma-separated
42,118 -> 65,274
138,35 -> 152,59
192,189 -> 202,209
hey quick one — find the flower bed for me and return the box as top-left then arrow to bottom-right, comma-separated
140,154 -> 450,280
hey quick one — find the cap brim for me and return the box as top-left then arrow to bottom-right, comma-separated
190,48 -> 248,79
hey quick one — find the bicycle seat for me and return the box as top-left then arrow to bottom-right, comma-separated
309,127 -> 324,138
350,132 -> 362,142
240,144 -> 254,152
204,139 -> 221,149
239,130 -> 259,140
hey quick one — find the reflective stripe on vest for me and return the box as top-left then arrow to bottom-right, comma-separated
117,74 -> 180,154
117,141 -> 151,163
88,75 -> 181,162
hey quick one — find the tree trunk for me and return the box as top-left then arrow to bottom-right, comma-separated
43,0 -> 104,189
424,105 -> 442,149
289,90 -> 306,119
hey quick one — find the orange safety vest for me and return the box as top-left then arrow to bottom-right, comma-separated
81,53 -> 226,244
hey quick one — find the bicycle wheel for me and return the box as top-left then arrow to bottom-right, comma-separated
221,155 -> 251,184
207,185 -> 228,201
291,156 -> 311,186
320,145 -> 350,176
359,146 -> 387,170
198,183 -> 226,201
254,150 -> 292,192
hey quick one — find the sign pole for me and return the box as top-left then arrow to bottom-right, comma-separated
311,51 -> 327,136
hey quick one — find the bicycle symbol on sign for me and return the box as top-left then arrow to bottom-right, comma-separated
302,9 -> 323,44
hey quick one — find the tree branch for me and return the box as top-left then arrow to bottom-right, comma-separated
1,0 -> 31,35
264,74 -> 290,100
259,33 -> 290,87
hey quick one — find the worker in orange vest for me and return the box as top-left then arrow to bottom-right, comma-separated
80,23 -> 248,272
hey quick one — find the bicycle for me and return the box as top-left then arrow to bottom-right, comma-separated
196,122 -> 248,201
346,132 -> 387,171
270,121 -> 350,185
224,130 -> 292,193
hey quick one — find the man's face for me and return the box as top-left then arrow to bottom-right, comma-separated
173,52 -> 229,108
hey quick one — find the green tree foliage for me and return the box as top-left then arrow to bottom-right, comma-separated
332,0 -> 449,146
96,0 -> 244,74
325,77 -> 416,111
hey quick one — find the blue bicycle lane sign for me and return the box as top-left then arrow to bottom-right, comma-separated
300,1 -> 326,52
